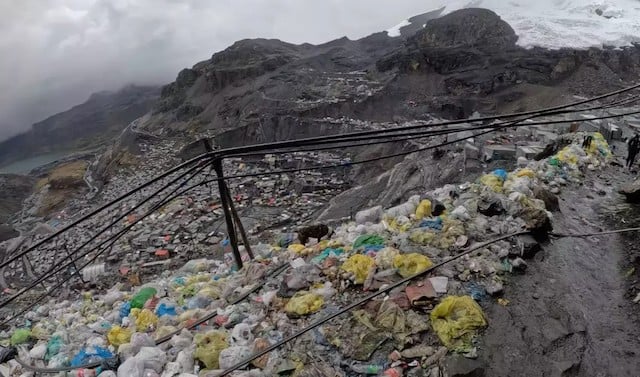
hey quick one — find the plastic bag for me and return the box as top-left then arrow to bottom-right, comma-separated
135,309 -> 159,332
393,253 -> 433,278
430,296 -> 487,351
310,248 -> 344,264
375,247 -> 400,270
117,356 -> 145,377
71,346 -> 113,367
45,335 -> 64,361
287,244 -> 306,254
30,323 -> 49,340
479,174 -> 503,193
415,200 -> 432,220
515,168 -> 535,178
155,303 -> 177,317
176,348 -> 194,373
355,206 -> 383,225
353,235 -> 385,249
219,346 -> 252,369
194,330 -> 228,369
341,254 -> 376,284
107,326 -> 132,347
131,287 -> 157,309
29,343 -> 47,360
10,329 -> 30,345
103,289 -> 125,306
230,323 -> 254,346
284,291 -> 324,316
137,347 -> 167,373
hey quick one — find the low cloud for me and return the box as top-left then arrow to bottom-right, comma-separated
0,0 -> 433,140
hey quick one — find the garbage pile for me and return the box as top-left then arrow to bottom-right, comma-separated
0,133 -> 612,377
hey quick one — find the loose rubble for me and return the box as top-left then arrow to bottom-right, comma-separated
0,130 -> 614,376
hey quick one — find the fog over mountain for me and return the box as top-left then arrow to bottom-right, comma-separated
0,0 -> 433,141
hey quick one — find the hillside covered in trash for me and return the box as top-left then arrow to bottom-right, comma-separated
0,130 -> 621,377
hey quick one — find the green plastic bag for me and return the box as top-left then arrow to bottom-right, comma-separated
130,287 -> 157,309
46,335 -> 63,361
353,235 -> 384,249
10,328 -> 31,345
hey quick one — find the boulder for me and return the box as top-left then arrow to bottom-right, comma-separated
533,186 -> 560,212
619,180 -> 640,203
446,355 -> 486,377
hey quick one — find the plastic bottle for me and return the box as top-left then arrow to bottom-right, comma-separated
130,287 -> 157,309
383,367 -> 403,377
350,363 -> 384,375
70,369 -> 96,377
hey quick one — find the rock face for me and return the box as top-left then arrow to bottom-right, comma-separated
411,8 -> 518,49
0,85 -> 160,168
619,180 -> 640,202
0,174 -> 34,241
145,8 -> 640,146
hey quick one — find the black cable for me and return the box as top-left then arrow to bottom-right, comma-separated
0,163 -> 211,311
1,171 -> 214,325
217,230 -> 530,375
0,159 -> 212,275
230,94 -> 640,158
6,105 -> 638,312
4,82 -> 637,273
211,109 -> 640,183
0,157 -> 214,272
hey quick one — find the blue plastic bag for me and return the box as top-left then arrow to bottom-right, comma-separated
70,347 -> 113,367
419,217 -> 443,231
493,169 -> 508,181
156,303 -> 177,317
119,302 -> 131,319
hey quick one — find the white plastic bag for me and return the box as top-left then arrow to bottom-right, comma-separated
137,347 -> 167,373
117,356 -> 145,377
218,346 -> 252,369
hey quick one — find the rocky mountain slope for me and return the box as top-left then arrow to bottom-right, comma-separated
0,174 -> 34,241
142,8 -> 640,143
0,85 -> 160,168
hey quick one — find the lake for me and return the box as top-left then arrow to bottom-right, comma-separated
0,152 -> 70,174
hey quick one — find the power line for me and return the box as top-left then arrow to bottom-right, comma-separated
217,224 -> 640,376
3,83 -> 638,274
213,109 -> 640,182
4,103 -> 638,313
0,164 -> 211,312
230,94 -> 640,158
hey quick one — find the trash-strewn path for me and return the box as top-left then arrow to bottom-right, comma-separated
482,172 -> 640,377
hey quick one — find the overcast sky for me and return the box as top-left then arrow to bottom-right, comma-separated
0,0 -> 434,141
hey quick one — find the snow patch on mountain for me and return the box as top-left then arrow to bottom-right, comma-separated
386,19 -> 412,37
387,0 -> 640,49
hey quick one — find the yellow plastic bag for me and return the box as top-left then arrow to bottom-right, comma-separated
288,244 -> 306,254
135,309 -> 158,332
415,199 -> 432,220
194,330 -> 228,369
430,296 -> 487,350
515,168 -> 535,178
30,324 -> 49,340
375,247 -> 400,269
409,230 -> 436,245
341,254 -> 376,284
285,291 -> 324,316
556,146 -> 579,165
107,326 -> 132,347
393,253 -> 433,278
479,174 -> 503,192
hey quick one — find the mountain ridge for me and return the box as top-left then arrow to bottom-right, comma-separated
0,85 -> 160,168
